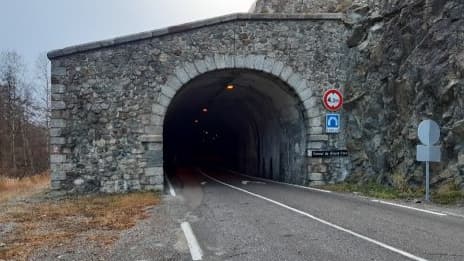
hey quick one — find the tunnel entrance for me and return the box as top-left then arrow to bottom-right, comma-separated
164,69 -> 308,185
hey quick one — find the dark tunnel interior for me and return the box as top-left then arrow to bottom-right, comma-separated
163,69 -> 308,184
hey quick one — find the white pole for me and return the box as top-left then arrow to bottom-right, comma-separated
425,161 -> 430,202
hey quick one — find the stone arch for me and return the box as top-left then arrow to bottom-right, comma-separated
141,55 -> 325,185
155,55 -> 320,133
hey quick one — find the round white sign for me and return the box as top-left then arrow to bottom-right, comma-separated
418,120 -> 440,146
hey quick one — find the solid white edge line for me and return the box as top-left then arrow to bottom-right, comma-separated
371,200 -> 447,216
226,169 -> 332,193
199,170 -> 428,261
181,222 -> 203,261
227,169 -> 449,218
165,175 -> 176,197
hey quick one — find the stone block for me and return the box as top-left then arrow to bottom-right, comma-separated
307,109 -> 321,119
51,170 -> 67,181
309,135 -> 329,141
308,142 -> 324,149
50,137 -> 66,145
52,84 -> 65,94
300,87 -> 313,101
183,62 -> 199,79
145,167 -> 163,177
143,125 -> 163,135
294,79 -> 307,94
51,154 -> 66,163
152,104 -> 166,116
194,59 -> 208,74
309,181 -> 326,187
234,55 -> 246,69
158,94 -> 171,107
309,172 -> 323,181
166,76 -> 183,92
161,85 -> 176,98
280,66 -> 293,81
309,127 -> 323,135
145,150 -> 163,167
287,73 -> 302,90
204,56 -> 217,71
151,114 -> 163,125
262,57 -> 275,73
309,117 -> 322,127
51,66 -> 66,76
50,119 -> 66,128
214,54 -> 226,69
50,128 -> 62,137
174,67 -> 190,84
144,185 -> 164,191
304,97 -> 318,110
253,55 -> 265,70
271,61 -> 285,76
224,55 -> 235,68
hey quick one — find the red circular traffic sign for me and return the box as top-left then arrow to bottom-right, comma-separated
323,89 -> 344,111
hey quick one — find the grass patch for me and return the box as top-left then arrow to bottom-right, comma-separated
320,182 -> 413,200
0,172 -> 50,203
0,192 -> 160,261
319,182 -> 464,205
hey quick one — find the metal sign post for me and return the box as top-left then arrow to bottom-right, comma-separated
416,120 -> 441,202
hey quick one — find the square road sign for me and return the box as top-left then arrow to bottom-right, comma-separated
326,114 -> 340,134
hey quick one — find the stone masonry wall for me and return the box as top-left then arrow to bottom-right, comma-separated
48,14 -> 353,193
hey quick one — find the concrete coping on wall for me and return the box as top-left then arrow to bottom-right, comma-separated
47,12 -> 344,59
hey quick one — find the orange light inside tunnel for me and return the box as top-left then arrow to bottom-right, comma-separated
226,84 -> 235,90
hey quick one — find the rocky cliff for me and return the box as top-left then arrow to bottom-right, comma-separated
253,0 -> 464,191
345,0 -> 464,191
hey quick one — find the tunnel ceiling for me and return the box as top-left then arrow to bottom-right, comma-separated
165,69 -> 303,128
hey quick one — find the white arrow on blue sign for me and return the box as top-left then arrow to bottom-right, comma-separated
326,114 -> 340,133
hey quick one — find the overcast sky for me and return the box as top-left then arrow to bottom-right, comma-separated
0,0 -> 255,75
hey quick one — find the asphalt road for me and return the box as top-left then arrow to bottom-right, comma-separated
169,168 -> 464,261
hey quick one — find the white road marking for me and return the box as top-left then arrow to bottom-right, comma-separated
199,170 -> 429,261
181,222 -> 203,261
165,175 -> 176,197
371,200 -> 447,217
241,180 -> 266,185
227,169 -> 332,193
443,211 -> 464,219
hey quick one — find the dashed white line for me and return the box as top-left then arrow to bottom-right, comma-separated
199,170 -> 429,261
165,175 -> 176,197
227,169 -> 332,193
371,200 -> 447,217
181,222 -> 203,261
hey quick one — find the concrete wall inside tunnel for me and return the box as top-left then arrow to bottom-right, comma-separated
162,68 -> 309,184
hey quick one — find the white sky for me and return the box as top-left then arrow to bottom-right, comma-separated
0,0 -> 255,73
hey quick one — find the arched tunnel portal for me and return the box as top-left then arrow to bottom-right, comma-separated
164,69 -> 308,185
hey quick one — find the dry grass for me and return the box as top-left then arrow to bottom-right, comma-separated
0,172 -> 50,203
0,175 -> 160,261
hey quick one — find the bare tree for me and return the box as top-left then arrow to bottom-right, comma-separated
0,50 -> 49,177
0,51 -> 25,174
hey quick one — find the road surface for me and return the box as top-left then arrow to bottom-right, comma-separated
168,168 -> 464,261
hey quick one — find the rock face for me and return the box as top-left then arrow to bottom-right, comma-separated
344,0 -> 464,190
250,0 -> 373,13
